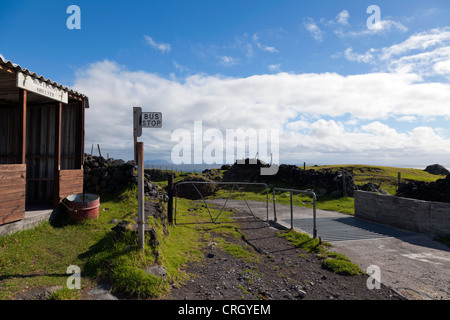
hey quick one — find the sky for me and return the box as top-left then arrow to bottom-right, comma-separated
1,0 -> 450,168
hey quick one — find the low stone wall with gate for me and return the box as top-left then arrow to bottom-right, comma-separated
354,190 -> 450,237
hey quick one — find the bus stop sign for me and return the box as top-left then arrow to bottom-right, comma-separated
133,107 -> 162,137
141,112 -> 162,128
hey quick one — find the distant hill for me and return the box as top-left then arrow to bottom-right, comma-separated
144,159 -> 171,164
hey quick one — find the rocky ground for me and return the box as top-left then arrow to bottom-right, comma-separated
166,211 -> 404,301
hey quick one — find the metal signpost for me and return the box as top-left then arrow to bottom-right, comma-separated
133,107 -> 162,252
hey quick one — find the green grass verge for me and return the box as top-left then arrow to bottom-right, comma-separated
277,229 -> 362,276
0,186 -> 258,300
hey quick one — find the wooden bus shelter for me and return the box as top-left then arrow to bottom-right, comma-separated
0,57 -> 89,225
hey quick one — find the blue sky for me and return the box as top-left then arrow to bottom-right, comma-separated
2,1 -> 450,168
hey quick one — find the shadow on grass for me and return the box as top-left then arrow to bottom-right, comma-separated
0,273 -> 68,281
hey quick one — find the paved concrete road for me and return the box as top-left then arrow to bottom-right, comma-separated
206,199 -> 450,300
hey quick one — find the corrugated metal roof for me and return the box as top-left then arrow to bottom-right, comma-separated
0,55 -> 88,101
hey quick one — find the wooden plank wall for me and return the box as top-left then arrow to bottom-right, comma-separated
61,102 -> 78,170
26,104 -> 56,205
0,106 -> 19,164
59,169 -> 83,200
0,164 -> 26,224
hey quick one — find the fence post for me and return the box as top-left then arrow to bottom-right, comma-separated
137,142 -> 145,253
312,192 -> 317,239
398,172 -> 402,185
97,144 -> 102,158
168,173 -> 174,224
290,191 -> 294,229
273,188 -> 277,222
342,171 -> 347,197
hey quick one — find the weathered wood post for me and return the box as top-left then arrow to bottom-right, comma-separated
342,171 -> 347,197
137,142 -> 145,253
168,173 -> 174,224
133,107 -> 162,250
97,144 -> 102,157
290,191 -> 294,230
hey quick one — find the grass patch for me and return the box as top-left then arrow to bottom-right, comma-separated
322,255 -> 362,276
47,287 -> 81,300
277,229 -> 361,276
277,229 -> 329,254
221,243 -> 258,263
0,213 -> 108,299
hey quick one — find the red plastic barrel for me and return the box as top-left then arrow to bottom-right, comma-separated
64,193 -> 100,222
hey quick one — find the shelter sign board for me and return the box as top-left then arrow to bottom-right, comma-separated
16,72 -> 68,104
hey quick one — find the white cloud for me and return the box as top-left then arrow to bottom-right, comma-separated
304,18 -> 324,42
73,60 -> 450,165
344,47 -> 376,64
286,119 -> 310,131
144,35 -> 171,53
263,46 -> 279,53
336,10 -> 350,25
396,115 -> 417,123
268,64 -> 281,72
310,119 -> 344,138
380,27 -> 450,61
344,27 -> 450,80
433,60 -> 450,75
361,121 -> 399,136
219,56 -> 237,67
173,61 -> 189,73
370,20 -> 408,33
289,120 -> 450,165
340,18 -> 407,37
252,33 -> 279,53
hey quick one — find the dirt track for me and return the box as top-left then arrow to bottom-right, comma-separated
204,199 -> 450,300
167,209 -> 403,300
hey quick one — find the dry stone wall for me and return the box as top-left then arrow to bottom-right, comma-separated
83,154 -> 167,201
223,160 -> 357,197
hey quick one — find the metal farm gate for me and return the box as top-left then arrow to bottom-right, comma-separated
174,181 -> 269,225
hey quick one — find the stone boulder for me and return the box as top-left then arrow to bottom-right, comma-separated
144,169 -> 173,182
175,175 -> 218,200
396,174 -> 450,203
424,164 -> 449,175
357,182 -> 390,195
